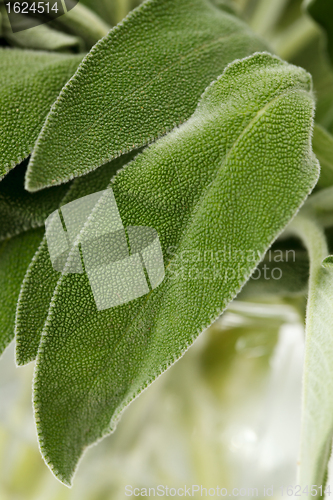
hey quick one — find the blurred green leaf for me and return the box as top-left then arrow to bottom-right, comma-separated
79,0 -> 143,25
0,159 -> 70,241
0,5 -> 83,51
312,123 -> 333,188
0,228 -> 44,356
48,1 -> 110,50
15,152 -> 138,366
32,53 -> 318,485
25,0 -> 267,191
291,36 -> 333,132
0,48 -> 83,180
305,0 -> 333,64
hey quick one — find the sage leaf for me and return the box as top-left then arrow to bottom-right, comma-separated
0,6 -> 83,51
33,53 -> 319,485
312,124 -> 333,188
0,48 -> 83,180
15,152 -> 138,366
0,159 -> 70,241
305,0 -> 333,65
289,214 -> 333,488
0,228 -> 44,357
25,0 -> 267,192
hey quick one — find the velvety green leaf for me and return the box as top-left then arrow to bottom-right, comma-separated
0,228 -> 44,357
32,53 -> 318,485
0,48 -> 83,180
15,152 -> 138,366
0,159 -> 71,241
0,6 -> 83,51
288,214 -> 333,488
48,1 -> 110,50
305,0 -> 333,65
25,0 -> 267,191
312,124 -> 333,188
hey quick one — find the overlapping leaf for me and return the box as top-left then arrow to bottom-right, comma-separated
0,228 -> 44,356
0,159 -> 71,241
31,53 -> 318,485
0,48 -> 83,180
25,0 -> 267,191
15,152 -> 138,365
289,213 -> 333,489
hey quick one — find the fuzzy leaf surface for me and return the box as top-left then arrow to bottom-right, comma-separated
0,228 -> 44,356
25,0 -> 267,191
0,48 -> 83,180
15,152 -> 138,366
32,53 -> 319,485
0,160 -> 70,241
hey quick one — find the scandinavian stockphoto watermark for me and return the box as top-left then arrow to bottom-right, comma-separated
4,0 -> 79,33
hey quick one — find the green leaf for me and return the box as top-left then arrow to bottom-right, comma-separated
0,159 -> 71,241
25,0 -> 267,192
312,124 -> 333,188
32,53 -> 319,485
288,214 -> 333,487
0,48 -> 83,180
305,0 -> 333,65
15,152 -> 138,366
303,184 -> 333,227
0,228 -> 44,357
0,5 -> 83,51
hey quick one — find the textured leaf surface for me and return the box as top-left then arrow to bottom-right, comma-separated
0,160 -> 70,241
289,214 -> 333,489
25,0 -> 267,191
0,228 -> 44,356
48,2 -> 110,49
305,0 -> 333,64
15,152 -> 138,366
32,53 -> 318,485
0,48 -> 83,180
